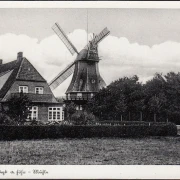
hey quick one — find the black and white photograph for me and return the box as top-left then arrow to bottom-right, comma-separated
0,2 -> 180,177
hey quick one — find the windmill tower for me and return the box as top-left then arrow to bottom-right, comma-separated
49,23 -> 110,109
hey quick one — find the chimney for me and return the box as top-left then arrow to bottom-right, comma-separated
17,52 -> 23,60
0,59 -> 2,65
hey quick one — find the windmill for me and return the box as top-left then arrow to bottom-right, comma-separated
49,23 -> 110,109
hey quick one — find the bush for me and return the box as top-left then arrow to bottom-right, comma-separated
5,93 -> 31,124
71,113 -> 82,125
86,112 -> 96,124
71,111 -> 96,125
0,122 -> 177,140
0,113 -> 14,125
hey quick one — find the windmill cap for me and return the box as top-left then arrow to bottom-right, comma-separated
75,49 -> 88,61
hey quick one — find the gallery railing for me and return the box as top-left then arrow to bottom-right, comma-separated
57,96 -> 93,101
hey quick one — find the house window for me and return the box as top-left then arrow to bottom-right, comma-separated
28,106 -> 38,120
77,93 -> 82,98
67,93 -> 71,100
19,86 -> 28,93
76,105 -> 83,111
48,107 -> 63,121
76,106 -> 79,110
35,87 -> 44,94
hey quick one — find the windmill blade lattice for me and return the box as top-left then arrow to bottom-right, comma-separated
52,23 -> 79,55
49,61 -> 75,90
92,27 -> 110,45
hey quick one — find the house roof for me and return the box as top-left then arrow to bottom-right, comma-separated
16,58 -> 46,82
0,59 -> 22,98
0,60 -> 19,75
0,56 -> 47,99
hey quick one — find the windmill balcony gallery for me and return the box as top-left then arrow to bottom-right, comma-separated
64,92 -> 95,100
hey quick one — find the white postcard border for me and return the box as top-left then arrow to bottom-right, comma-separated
0,1 -> 179,179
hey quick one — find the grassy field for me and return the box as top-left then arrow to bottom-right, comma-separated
0,136 -> 180,165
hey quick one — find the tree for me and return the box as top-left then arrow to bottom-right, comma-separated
85,88 -> 111,120
164,72 -> 180,124
147,93 -> 167,122
114,94 -> 127,121
86,75 -> 145,121
145,73 -> 166,97
133,99 -> 146,121
85,72 -> 180,124
5,92 -> 31,125
0,112 -> 12,125
64,102 -> 76,121
71,110 -> 96,125
144,73 -> 167,122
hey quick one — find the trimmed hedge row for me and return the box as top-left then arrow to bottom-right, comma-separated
0,122 -> 177,140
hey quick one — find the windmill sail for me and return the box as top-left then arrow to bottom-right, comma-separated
84,27 -> 110,50
52,23 -> 79,55
99,75 -> 106,89
49,61 -> 75,90
92,27 -> 110,45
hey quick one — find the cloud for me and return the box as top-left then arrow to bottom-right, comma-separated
99,36 -> 180,84
1,30 -> 180,96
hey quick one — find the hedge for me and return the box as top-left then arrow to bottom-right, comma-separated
0,122 -> 177,140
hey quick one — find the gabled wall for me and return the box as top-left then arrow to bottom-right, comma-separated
2,57 -> 58,103
9,81 -> 53,94
16,58 -> 46,82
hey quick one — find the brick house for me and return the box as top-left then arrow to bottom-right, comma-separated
0,52 -> 64,122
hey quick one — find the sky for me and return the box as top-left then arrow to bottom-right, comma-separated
0,8 -> 180,96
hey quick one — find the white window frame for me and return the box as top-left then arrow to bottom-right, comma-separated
48,107 -> 64,121
77,93 -> 82,98
67,93 -> 71,100
19,86 -> 28,93
76,106 -> 79,110
28,106 -> 38,120
35,87 -> 44,94
76,105 -> 83,111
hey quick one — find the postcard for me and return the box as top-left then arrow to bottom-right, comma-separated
0,1 -> 179,179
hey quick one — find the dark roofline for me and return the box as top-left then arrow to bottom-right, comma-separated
15,79 -> 46,83
0,59 -> 17,74
0,59 -> 23,98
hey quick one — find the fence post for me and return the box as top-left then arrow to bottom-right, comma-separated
140,111 -> 143,121
121,114 -> 123,121
128,112 -> 130,121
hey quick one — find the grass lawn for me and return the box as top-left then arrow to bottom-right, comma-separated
0,136 -> 180,165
